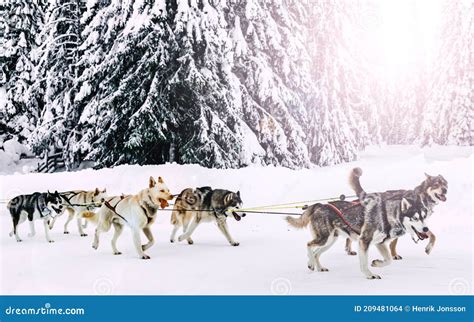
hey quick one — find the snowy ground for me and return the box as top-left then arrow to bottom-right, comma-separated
0,145 -> 472,295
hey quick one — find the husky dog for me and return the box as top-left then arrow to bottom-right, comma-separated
286,169 -> 432,279
7,191 -> 63,243
172,187 -> 243,246
90,177 -> 173,259
345,170 -> 448,259
48,188 -> 107,236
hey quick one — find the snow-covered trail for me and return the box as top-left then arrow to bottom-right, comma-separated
0,146 -> 472,295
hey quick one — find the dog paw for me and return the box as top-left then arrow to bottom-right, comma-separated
317,267 -> 329,272
307,264 -> 315,271
114,252 -> 122,255
48,240 -> 55,243
64,231 -> 69,234
177,235 -> 185,242
187,239 -> 194,245
230,242 -> 239,246
92,245 -> 98,250
371,259 -> 384,267
141,255 -> 151,260
347,251 -> 357,256
80,233 -> 88,237
170,239 -> 175,243
366,274 -> 382,280
392,255 -> 403,260
16,239 -> 23,242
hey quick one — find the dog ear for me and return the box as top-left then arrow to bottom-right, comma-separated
149,176 -> 156,188
102,188 -> 106,193
158,176 -> 164,183
424,173 -> 432,180
237,191 -> 240,197
47,190 -> 51,196
94,188 -> 99,196
401,198 -> 412,213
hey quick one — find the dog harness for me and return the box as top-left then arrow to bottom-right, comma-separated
325,202 -> 361,235
104,197 -> 128,223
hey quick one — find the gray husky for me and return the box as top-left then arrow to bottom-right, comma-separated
343,169 -> 448,260
7,191 -> 63,243
287,168 -> 436,279
172,187 -> 243,246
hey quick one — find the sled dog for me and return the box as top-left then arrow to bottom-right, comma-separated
90,176 -> 173,259
286,168 -> 438,279
48,188 -> 107,236
344,169 -> 447,259
171,187 -> 243,246
7,191 -> 63,243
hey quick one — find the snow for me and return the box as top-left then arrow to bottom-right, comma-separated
0,138 -> 37,175
0,145 -> 472,295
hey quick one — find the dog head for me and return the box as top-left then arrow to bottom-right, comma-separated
46,190 -> 63,214
422,173 -> 448,204
224,191 -> 245,221
93,188 -> 107,204
148,176 -> 173,208
400,198 -> 430,243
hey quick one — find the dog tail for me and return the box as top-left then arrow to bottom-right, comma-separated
286,211 -> 310,229
349,167 -> 366,200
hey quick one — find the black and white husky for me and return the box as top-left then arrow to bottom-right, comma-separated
7,191 -> 63,243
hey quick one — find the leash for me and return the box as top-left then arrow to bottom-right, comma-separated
233,194 -> 357,212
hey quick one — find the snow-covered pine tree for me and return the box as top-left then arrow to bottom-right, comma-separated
71,0 -> 177,167
421,0 -> 473,146
167,0 -> 257,168
307,1 -> 371,166
227,0 -> 313,168
28,0 -> 84,159
0,0 -> 46,140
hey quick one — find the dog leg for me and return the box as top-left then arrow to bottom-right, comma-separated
28,220 -> 36,237
111,222 -> 123,255
314,233 -> 338,271
390,238 -> 402,260
170,224 -> 179,243
178,216 -> 200,243
63,208 -> 74,234
425,232 -> 436,255
77,216 -> 87,237
182,216 -> 194,245
92,228 -> 101,250
142,227 -> 155,251
132,229 -> 150,259
216,218 -> 239,246
359,238 -> 380,279
48,216 -> 57,230
43,219 -> 54,243
372,243 -> 393,267
11,216 -> 22,242
306,235 -> 330,272
345,238 -> 356,255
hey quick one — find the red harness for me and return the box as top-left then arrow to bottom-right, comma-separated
326,201 -> 361,235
